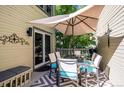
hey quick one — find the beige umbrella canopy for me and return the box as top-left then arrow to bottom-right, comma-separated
30,5 -> 104,36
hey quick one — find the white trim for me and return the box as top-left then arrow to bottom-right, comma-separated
34,28 -> 51,69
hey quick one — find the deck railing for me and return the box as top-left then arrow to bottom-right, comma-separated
56,48 -> 90,58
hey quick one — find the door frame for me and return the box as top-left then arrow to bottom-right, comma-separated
33,27 -> 52,70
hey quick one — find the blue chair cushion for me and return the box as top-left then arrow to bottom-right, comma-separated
80,60 -> 97,73
80,65 -> 96,73
84,60 -> 92,65
51,63 -> 57,69
60,71 -> 77,80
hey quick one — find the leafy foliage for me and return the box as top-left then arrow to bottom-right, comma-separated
56,5 -> 77,15
55,5 -> 96,49
72,34 -> 96,48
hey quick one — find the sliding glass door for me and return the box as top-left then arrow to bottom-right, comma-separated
34,28 -> 51,69
45,34 -> 51,62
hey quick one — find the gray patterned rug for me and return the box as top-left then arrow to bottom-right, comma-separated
30,71 -> 113,87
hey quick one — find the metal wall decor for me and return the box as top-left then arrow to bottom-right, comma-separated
0,33 -> 30,45
105,24 -> 112,47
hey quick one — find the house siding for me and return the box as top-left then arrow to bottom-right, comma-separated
96,5 -> 124,86
0,6 -> 56,71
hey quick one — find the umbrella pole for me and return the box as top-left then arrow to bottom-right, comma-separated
72,18 -> 74,57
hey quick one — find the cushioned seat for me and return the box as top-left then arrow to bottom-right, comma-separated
83,60 -> 93,65
60,71 -> 77,80
79,60 -> 93,72
48,53 -> 57,78
0,70 -> 16,82
80,65 -> 97,73
8,66 -> 31,74
51,63 -> 57,69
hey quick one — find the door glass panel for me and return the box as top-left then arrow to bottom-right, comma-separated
35,33 -> 43,65
45,34 -> 51,62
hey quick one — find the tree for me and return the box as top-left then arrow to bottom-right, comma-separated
55,5 -> 78,48
55,5 -> 96,49
56,5 -> 77,15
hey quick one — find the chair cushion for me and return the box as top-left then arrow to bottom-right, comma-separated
80,65 -> 97,73
0,70 -> 16,82
7,66 -> 31,74
79,60 -> 91,71
84,60 -> 93,65
79,61 -> 97,73
51,63 -> 57,69
60,71 -> 77,80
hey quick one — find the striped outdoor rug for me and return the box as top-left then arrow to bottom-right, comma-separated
30,71 -> 112,87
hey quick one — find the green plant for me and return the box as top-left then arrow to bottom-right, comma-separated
55,5 -> 96,49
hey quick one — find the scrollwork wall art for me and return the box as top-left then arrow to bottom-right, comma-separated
0,33 -> 30,45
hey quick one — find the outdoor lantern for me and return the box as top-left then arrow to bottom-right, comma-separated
105,24 -> 112,47
27,27 -> 32,36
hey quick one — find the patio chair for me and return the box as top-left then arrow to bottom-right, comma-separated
74,51 -> 81,57
83,53 -> 97,64
81,54 -> 102,87
56,58 -> 81,87
74,50 -> 85,60
48,53 -> 57,78
55,51 -> 61,59
91,53 -> 97,61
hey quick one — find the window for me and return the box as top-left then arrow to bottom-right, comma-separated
46,5 -> 52,16
39,5 -> 43,8
37,5 -> 53,16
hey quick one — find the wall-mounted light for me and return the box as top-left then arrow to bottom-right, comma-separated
27,27 -> 32,36
105,24 -> 112,47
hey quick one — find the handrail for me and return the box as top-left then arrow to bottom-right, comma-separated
56,48 -> 89,58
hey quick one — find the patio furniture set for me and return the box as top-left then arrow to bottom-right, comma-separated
48,51 -> 102,87
29,5 -> 105,87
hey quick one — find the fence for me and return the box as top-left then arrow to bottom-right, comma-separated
56,48 -> 89,58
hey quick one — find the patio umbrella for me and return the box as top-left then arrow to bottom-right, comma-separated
30,5 -> 104,57
30,5 -> 104,36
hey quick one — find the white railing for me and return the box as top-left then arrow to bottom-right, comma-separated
57,48 -> 89,58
